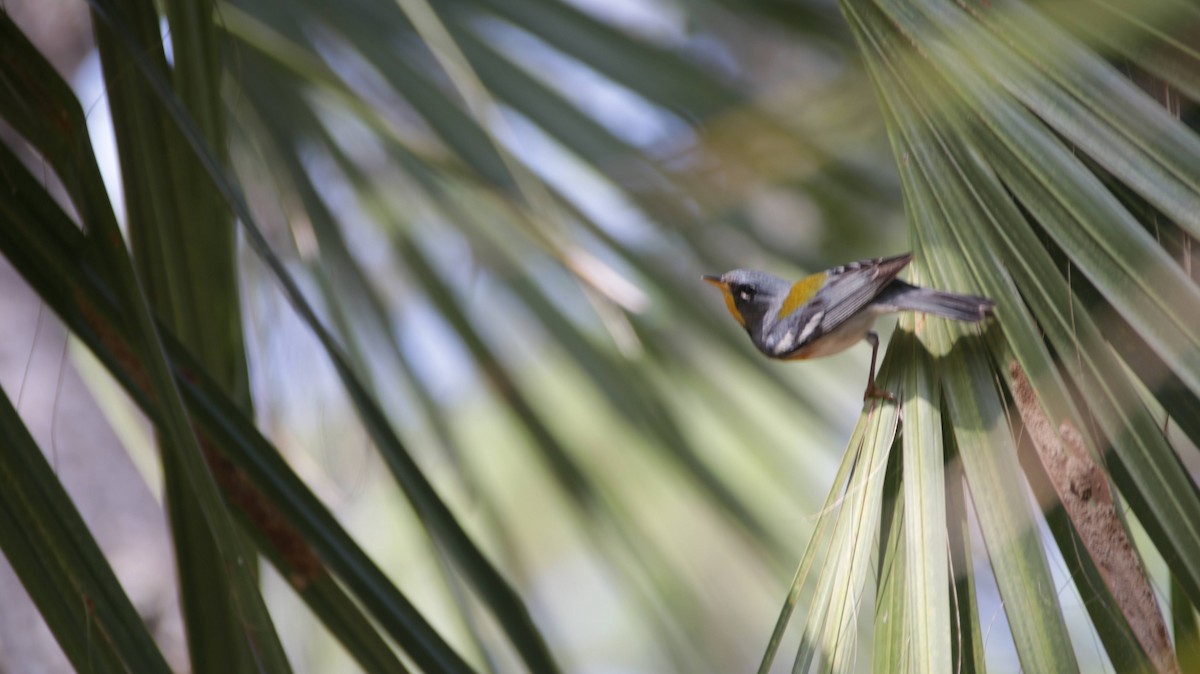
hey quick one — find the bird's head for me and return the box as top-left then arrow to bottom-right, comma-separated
702,269 -> 790,335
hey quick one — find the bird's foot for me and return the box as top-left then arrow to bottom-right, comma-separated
863,382 -> 895,402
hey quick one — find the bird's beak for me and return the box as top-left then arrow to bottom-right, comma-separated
702,274 -> 745,326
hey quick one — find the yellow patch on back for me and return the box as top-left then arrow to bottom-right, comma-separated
720,286 -> 745,326
779,272 -> 827,319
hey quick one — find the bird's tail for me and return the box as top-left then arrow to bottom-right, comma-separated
878,281 -> 995,321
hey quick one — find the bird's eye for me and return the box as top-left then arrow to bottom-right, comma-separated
736,286 -> 756,302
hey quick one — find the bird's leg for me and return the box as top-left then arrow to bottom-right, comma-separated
863,331 -> 894,401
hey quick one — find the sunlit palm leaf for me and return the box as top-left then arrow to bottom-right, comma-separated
776,0 -> 1200,670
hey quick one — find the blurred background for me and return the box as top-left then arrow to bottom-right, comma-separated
1,0 -> 899,671
1,0 -> 1198,672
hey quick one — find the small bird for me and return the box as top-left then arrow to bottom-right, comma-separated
703,253 -> 994,400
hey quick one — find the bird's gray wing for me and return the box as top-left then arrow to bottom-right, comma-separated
765,254 -> 912,357
810,254 -> 913,336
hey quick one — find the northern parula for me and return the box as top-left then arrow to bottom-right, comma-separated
703,253 -> 994,400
